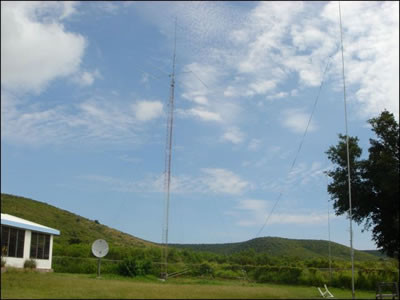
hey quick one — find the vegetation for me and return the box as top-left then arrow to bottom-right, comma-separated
170,237 -> 383,261
23,259 -> 37,269
1,193 -> 398,291
1,271 -> 379,299
326,110 -> 399,258
117,257 -> 152,277
1,193 -> 154,249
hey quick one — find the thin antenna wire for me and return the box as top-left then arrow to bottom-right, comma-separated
187,69 -> 210,89
338,2 -> 355,298
325,173 -> 333,282
161,17 -> 177,280
256,53 -> 334,238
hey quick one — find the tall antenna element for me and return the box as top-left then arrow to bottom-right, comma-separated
338,2 -> 355,298
161,17 -> 177,280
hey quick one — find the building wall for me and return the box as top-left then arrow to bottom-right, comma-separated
4,230 -> 53,270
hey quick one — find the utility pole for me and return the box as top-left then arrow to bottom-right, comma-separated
161,18 -> 177,280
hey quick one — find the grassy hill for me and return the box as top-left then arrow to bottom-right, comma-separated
170,237 -> 383,262
1,193 -> 156,249
1,193 -> 383,262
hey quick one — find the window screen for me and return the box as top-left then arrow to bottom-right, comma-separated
0,225 -> 25,258
30,232 -> 51,260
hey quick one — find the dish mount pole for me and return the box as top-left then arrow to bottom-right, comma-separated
161,18 -> 177,280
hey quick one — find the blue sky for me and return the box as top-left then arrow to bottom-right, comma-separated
1,1 -> 399,251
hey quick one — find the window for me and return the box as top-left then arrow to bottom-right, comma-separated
1,225 -> 25,258
30,232 -> 50,260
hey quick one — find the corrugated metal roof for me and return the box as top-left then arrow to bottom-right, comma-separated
1,213 -> 60,235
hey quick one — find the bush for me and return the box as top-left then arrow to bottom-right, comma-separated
117,257 -> 152,277
53,256 -> 97,274
215,269 -> 240,279
24,259 -> 36,269
191,262 -> 214,277
252,266 -> 303,284
1,257 -> 5,267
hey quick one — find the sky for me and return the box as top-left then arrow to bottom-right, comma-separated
1,1 -> 399,251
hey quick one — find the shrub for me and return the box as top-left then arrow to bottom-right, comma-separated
215,269 -> 240,279
252,266 -> 303,285
1,257 -> 5,267
117,257 -> 151,277
53,256 -> 96,274
24,259 -> 36,269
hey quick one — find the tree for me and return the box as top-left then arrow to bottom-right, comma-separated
325,110 -> 399,258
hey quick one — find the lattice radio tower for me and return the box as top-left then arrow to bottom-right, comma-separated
161,18 -> 177,280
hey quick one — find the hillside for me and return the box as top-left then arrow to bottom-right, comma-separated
170,237 -> 382,261
1,193 -> 383,262
1,193 -> 156,248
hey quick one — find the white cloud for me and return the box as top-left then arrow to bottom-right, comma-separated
267,91 -> 289,100
221,127 -> 245,144
95,2 -> 120,14
201,168 -> 249,195
133,101 -> 163,122
259,161 -> 328,194
74,69 -> 101,86
1,93 -> 164,146
287,161 -> 327,185
248,80 -> 276,96
142,1 -> 398,120
322,1 -> 399,118
181,62 -> 218,105
248,138 -> 261,151
1,2 -> 86,93
223,86 -> 238,98
178,107 -> 222,122
231,199 -> 333,227
281,108 -> 317,134
80,167 -> 251,196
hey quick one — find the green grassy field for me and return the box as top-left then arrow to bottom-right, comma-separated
1,270 -> 378,299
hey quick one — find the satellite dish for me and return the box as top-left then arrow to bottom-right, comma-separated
91,239 -> 109,258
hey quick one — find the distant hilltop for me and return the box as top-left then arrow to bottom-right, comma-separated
1,193 -> 386,261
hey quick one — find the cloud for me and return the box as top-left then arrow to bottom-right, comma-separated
1,92 -> 163,146
73,69 -> 102,86
178,107 -> 222,122
248,138 -> 261,151
260,161 -> 328,194
1,2 -> 86,94
267,92 -> 289,100
231,199 -> 333,227
221,127 -> 245,144
287,161 -> 327,185
281,108 -> 317,134
130,1 -> 398,126
322,1 -> 399,118
80,167 -> 250,196
133,101 -> 163,122
201,168 -> 249,195
248,80 -> 277,96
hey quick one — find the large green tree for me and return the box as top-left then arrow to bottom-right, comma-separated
325,110 -> 399,258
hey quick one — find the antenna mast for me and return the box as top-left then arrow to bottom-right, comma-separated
161,18 -> 177,280
338,2 -> 355,298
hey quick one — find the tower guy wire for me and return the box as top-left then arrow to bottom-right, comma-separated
255,50 -> 336,238
338,1 -> 355,298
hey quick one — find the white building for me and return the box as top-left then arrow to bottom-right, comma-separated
1,213 -> 60,270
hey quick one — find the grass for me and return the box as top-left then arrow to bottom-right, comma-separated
1,270 -> 378,299
1,193 -> 155,248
